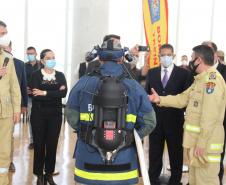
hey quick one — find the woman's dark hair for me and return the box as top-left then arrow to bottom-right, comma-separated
39,49 -> 53,69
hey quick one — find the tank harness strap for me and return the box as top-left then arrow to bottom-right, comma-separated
87,70 -> 102,77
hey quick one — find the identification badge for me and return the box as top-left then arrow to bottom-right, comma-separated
194,101 -> 198,108
7,97 -> 11,102
209,72 -> 216,79
206,82 -> 216,94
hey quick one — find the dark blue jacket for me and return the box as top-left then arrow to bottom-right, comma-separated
14,58 -> 28,107
67,62 -> 156,185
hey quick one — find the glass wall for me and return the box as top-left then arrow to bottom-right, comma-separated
1,0 -> 226,91
0,0 -> 25,59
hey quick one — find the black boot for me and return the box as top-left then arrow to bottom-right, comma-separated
44,174 -> 57,185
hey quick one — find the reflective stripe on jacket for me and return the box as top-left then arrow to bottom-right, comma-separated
67,62 -> 156,185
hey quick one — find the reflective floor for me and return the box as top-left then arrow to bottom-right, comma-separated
8,120 -> 226,185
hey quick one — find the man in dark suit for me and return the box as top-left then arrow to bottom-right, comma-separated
145,44 -> 189,185
184,41 -> 226,185
85,34 -> 132,75
73,52 -> 91,79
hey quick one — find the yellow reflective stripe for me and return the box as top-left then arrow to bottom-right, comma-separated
205,75 -> 209,82
74,167 -> 138,181
185,125 -> 200,132
126,114 -> 137,123
211,143 -> 224,150
80,113 -> 94,121
217,72 -> 222,78
80,114 -> 137,122
208,156 -> 221,162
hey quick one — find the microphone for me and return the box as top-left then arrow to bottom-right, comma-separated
0,57 -> 9,79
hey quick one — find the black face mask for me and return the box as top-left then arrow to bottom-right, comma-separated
188,57 -> 199,73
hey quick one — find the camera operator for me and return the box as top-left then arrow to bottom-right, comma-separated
130,44 -> 150,84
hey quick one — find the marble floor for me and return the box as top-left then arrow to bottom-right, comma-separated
8,119 -> 226,185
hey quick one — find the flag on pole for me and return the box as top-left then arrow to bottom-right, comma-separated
143,0 -> 168,68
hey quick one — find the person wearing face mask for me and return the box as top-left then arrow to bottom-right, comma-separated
179,55 -> 189,70
145,44 -> 189,185
1,41 -> 28,173
129,45 -> 150,84
25,46 -> 39,150
185,41 -> 226,185
30,49 -> 67,185
148,44 -> 226,185
0,20 -> 21,185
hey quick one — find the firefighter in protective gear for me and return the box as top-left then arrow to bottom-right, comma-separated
148,45 -> 226,185
66,40 -> 156,185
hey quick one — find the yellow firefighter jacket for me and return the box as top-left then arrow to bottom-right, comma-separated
0,48 -> 21,118
159,66 -> 226,154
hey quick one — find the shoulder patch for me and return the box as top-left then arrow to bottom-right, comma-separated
206,82 -> 216,94
209,72 -> 216,79
3,50 -> 13,59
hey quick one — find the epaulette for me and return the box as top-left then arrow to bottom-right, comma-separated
3,50 -> 13,59
206,72 -> 222,82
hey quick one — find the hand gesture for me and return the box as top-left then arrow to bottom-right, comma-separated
13,113 -> 21,125
32,88 -> 45,96
21,107 -> 27,114
0,66 -> 6,77
59,85 -> 66,90
130,44 -> 140,56
148,88 -> 160,103
27,87 -> 32,94
144,51 -> 151,62
194,145 -> 204,157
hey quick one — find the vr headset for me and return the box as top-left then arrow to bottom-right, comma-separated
86,40 -> 134,62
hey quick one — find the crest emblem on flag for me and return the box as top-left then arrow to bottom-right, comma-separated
149,0 -> 160,23
206,82 -> 216,94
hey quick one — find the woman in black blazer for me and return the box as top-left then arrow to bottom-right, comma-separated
30,49 -> 67,185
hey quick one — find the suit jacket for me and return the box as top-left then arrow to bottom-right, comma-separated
85,60 -> 131,75
14,58 -> 28,107
79,62 -> 86,79
145,65 -> 189,134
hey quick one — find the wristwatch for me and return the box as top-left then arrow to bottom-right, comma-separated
43,91 -> 47,96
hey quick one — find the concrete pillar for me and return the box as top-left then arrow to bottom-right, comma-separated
70,0 -> 109,88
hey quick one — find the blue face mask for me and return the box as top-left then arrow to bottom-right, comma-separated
46,60 -> 56,69
160,56 -> 173,68
27,55 -> 35,62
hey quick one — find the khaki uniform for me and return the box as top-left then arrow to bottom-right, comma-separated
0,48 -> 21,185
159,66 -> 226,185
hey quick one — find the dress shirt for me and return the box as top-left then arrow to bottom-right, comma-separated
73,62 -> 88,78
161,63 -> 175,81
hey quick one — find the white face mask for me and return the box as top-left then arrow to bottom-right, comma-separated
130,56 -> 139,66
0,34 -> 10,47
160,56 -> 173,68
181,60 -> 187,65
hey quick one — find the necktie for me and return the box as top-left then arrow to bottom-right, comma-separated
162,69 -> 168,88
